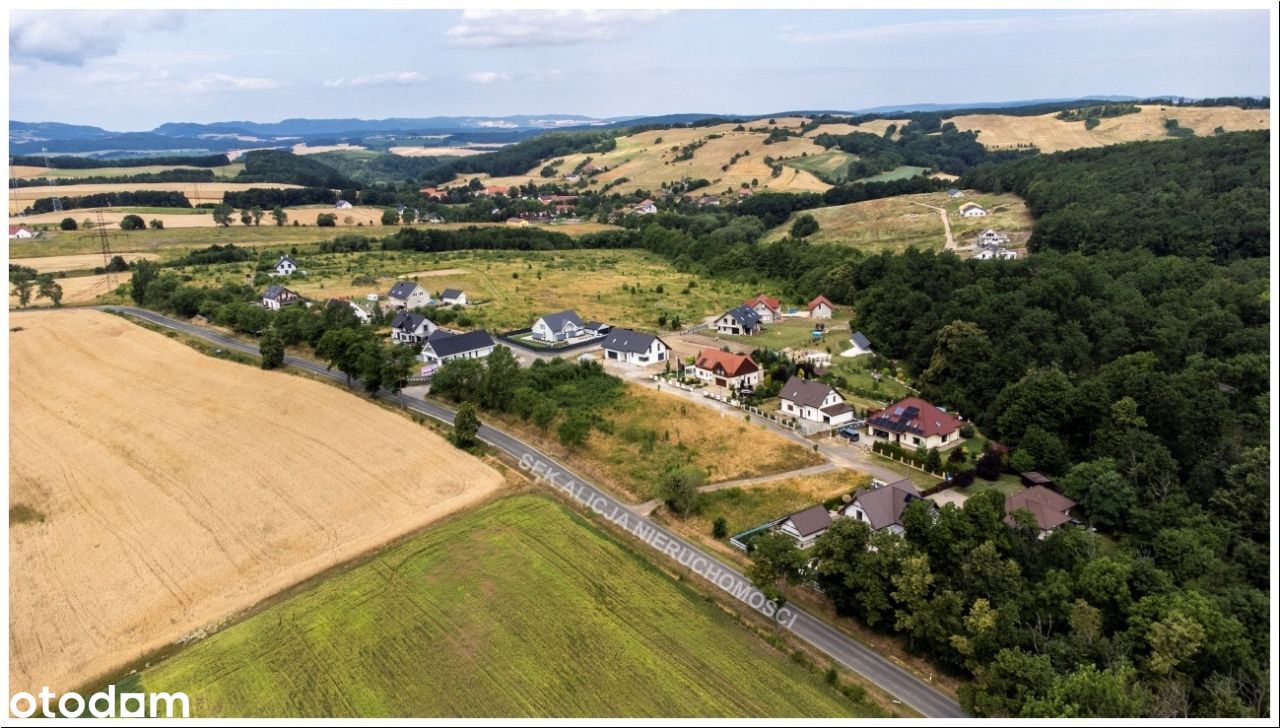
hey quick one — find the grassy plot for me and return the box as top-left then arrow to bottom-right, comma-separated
690,471 -> 869,538
860,165 -> 929,183
133,495 -> 871,718
781,151 -> 859,183
715,317 -> 845,352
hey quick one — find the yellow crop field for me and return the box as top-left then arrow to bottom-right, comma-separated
7,309 -> 504,695
291,143 -> 366,155
9,252 -> 158,273
948,104 -> 1269,153
805,119 -> 906,138
9,271 -> 131,307
8,163 -> 245,180
8,181 -> 303,213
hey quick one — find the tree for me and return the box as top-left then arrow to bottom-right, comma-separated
259,329 -> 285,370
747,532 -> 804,610
315,327 -> 367,386
656,465 -> 705,518
712,516 -> 728,538
976,450 -> 1003,480
790,213 -> 819,238
271,206 -> 288,226
35,275 -> 63,307
557,413 -> 592,448
13,278 -> 35,308
240,209 -> 253,226
212,204 -> 233,226
316,213 -> 337,227
478,345 -> 519,411
59,217 -> 77,231
401,208 -> 416,225
251,206 -> 264,226
924,447 -> 943,472
129,259 -> 159,304
1059,458 -> 1134,531
450,402 -> 480,450
430,358 -> 486,402
381,209 -> 401,226
119,214 -> 145,230
380,343 -> 418,394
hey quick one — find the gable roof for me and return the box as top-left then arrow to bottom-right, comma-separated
425,329 -> 495,358
721,304 -> 762,329
276,255 -> 297,268
866,397 -> 962,438
779,376 -> 838,409
263,285 -> 297,301
1005,486 -> 1076,531
538,309 -> 584,331
440,288 -> 464,300
745,294 -> 781,312
851,478 -> 922,531
390,311 -> 429,332
808,295 -> 834,311
603,327 -> 663,354
851,331 -> 872,350
959,202 -> 987,212
10,224 -> 34,234
783,505 -> 832,538
695,348 -> 758,378
388,281 -> 423,300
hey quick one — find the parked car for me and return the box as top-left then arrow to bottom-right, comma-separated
837,426 -> 860,442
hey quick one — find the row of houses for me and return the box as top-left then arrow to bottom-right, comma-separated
712,294 -> 835,336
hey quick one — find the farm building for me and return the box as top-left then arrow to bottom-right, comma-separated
272,254 -> 298,277
848,331 -> 873,356
959,202 -> 988,218
440,288 -> 468,306
714,305 -> 763,336
420,330 -> 496,365
865,397 -> 964,450
1005,486 -> 1077,539
9,224 -> 39,240
261,285 -> 302,311
843,477 -> 924,536
602,328 -> 669,366
532,309 -> 586,342
390,311 -> 437,344
808,295 -> 835,320
775,505 -> 833,549
743,294 -> 784,323
386,281 -> 432,310
778,376 -> 855,426
693,348 -> 761,390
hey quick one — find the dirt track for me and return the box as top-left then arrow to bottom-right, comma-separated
8,310 -> 503,694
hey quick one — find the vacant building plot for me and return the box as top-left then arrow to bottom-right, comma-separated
8,271 -> 130,308
947,104 -> 1269,153
133,495 -> 870,717
685,470 -> 870,545
8,310 -> 503,695
8,181 -> 302,213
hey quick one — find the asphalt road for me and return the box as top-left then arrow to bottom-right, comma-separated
96,305 -> 967,718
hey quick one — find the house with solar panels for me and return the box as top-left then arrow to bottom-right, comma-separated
713,305 -> 763,336
865,396 -> 965,450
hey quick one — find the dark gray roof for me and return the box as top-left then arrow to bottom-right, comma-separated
425,330 -> 495,358
539,309 -> 584,331
780,376 -> 837,409
784,505 -> 832,537
821,402 -> 853,416
851,478 -> 922,531
277,255 -> 297,267
426,328 -> 454,342
388,281 -> 422,300
603,328 -> 662,354
723,305 -> 762,329
852,331 -> 872,350
584,320 -> 610,332
263,285 -> 296,301
391,311 -> 428,332
441,288 -> 464,299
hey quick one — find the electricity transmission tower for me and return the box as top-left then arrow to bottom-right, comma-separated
96,209 -> 117,287
42,147 -> 63,213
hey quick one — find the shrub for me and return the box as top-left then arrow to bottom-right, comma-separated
712,516 -> 728,539
59,217 -> 77,231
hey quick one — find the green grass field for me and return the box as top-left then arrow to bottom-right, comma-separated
781,152 -> 858,183
716,317 -> 844,351
130,495 -> 872,718
858,165 -> 928,183
687,471 -> 869,539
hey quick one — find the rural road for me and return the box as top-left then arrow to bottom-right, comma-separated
908,201 -> 955,251
89,306 -> 967,719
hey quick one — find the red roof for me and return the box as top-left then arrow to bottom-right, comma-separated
866,397 -> 963,438
1005,486 -> 1076,531
10,224 -> 33,234
808,295 -> 834,311
484,185 -> 511,195
744,294 -> 781,312
695,348 -> 759,379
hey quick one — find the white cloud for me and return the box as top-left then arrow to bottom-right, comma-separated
9,10 -> 189,66
324,71 -> 430,89
185,73 -> 281,92
466,71 -> 513,84
780,10 -> 1208,45
445,9 -> 669,49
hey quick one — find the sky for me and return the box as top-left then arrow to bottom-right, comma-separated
7,8 -> 1273,130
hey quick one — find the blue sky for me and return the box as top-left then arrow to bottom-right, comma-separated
8,9 -> 1271,130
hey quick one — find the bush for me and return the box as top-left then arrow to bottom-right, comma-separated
59,217 -> 77,231
712,516 -> 728,539
119,214 -> 146,230
959,423 -> 975,438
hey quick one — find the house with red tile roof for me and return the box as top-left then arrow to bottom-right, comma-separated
865,396 -> 965,450
808,295 -> 835,320
743,293 -> 783,323
693,348 -> 761,390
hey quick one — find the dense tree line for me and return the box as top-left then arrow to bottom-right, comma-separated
10,153 -> 229,168
812,123 -> 1035,177
10,168 -> 216,187
25,190 -> 191,214
234,149 -> 353,188
169,244 -> 254,266
380,225 -> 581,253
419,131 -> 617,185
962,131 -> 1268,259
222,187 -> 338,209
311,150 -> 446,185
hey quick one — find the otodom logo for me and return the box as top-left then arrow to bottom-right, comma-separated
9,686 -> 190,719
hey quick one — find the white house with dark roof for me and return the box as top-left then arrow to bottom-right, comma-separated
602,328 -> 669,365
261,285 -> 302,311
844,477 -> 924,536
977,229 -> 1009,247
390,311 -> 437,344
440,288 -> 468,306
386,281 -> 432,310
959,202 -> 988,218
420,329 -> 496,365
272,254 -> 298,277
848,331 -> 873,357
775,505 -> 834,549
532,309 -> 586,342
714,305 -> 763,336
632,199 -> 658,215
778,376 -> 854,426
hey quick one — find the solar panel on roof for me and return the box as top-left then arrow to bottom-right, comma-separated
894,407 -> 904,415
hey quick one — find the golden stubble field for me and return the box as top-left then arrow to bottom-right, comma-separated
7,181 -> 302,213
8,310 -> 504,694
8,272 -> 131,308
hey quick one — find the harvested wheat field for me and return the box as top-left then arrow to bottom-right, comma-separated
9,271 -> 130,307
8,309 -> 504,695
291,142 -> 366,155
10,252 -> 157,274
8,181 -> 302,213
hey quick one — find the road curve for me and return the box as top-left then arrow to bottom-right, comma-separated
93,305 -> 968,719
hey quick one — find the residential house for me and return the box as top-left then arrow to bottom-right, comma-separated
848,331 -> 873,356
335,199 -> 354,210
695,195 -> 720,207
261,285 -> 302,311
420,187 -> 449,200
693,348 -> 761,390
977,228 -> 1008,247
532,309 -> 586,342
843,477 -> 923,536
477,185 -> 511,197
1005,486 -> 1076,539
775,505 -> 833,549
866,396 -> 964,450
743,294 -> 783,323
386,281 -> 433,310
584,321 -> 611,336
714,305 -> 763,336
420,329 -> 497,365
440,288 -> 468,307
632,199 -> 658,215
778,376 -> 855,426
326,298 -> 372,325
272,254 -> 298,277
808,295 -> 835,320
959,202 -> 988,217
974,248 -> 1018,261
737,187 -> 754,197
946,188 -> 965,198
602,328 -> 669,365
8,224 -> 38,240
390,311 -> 437,344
